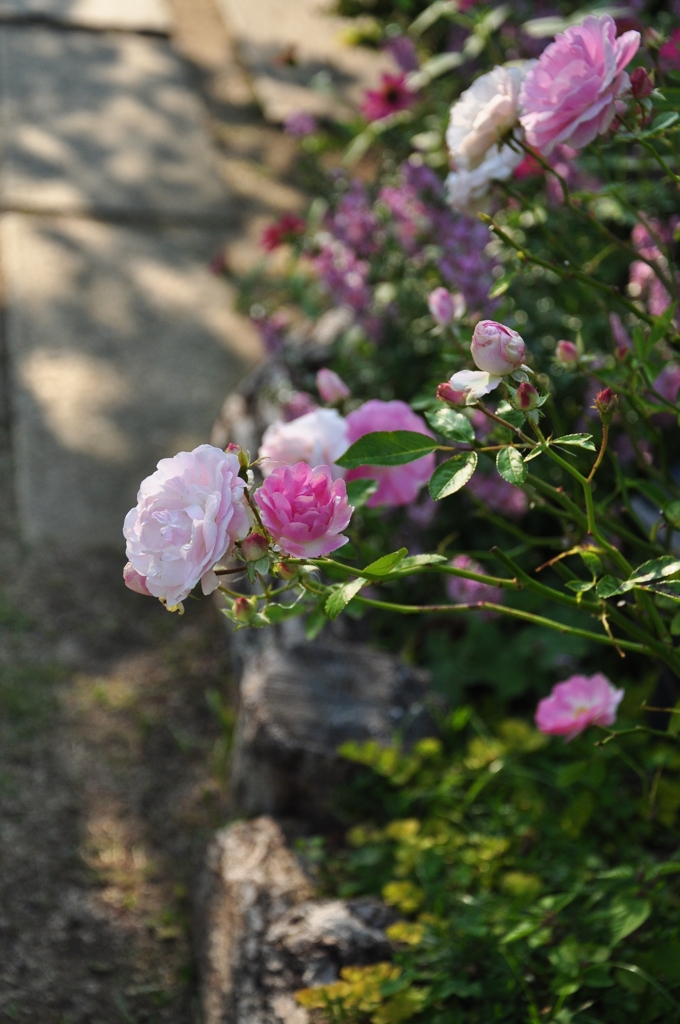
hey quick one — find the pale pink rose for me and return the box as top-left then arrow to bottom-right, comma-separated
535,672 -> 624,741
519,15 -> 640,155
446,554 -> 503,606
447,64 -> 530,171
256,463 -> 353,558
445,368 -> 503,405
258,408 -> 349,480
316,368 -> 351,403
445,145 -> 523,211
123,445 -> 250,608
123,562 -> 151,595
345,400 -> 435,508
471,320 -> 525,375
428,288 -> 464,326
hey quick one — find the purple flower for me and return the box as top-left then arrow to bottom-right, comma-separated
284,111 -> 318,137
385,35 -> 419,73
313,240 -> 372,312
446,554 -> 503,606
467,473 -> 528,518
251,310 -> 288,355
327,182 -> 381,258
628,220 -> 677,318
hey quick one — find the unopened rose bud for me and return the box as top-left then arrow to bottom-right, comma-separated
594,388 -> 618,423
630,66 -> 653,100
644,27 -> 664,51
555,340 -> 579,367
241,532 -> 269,562
471,320 -> 525,376
226,442 -> 241,454
233,596 -> 257,624
316,368 -> 350,404
274,561 -> 298,580
124,562 -> 151,596
428,287 -> 455,326
437,381 -> 466,406
513,382 -> 540,411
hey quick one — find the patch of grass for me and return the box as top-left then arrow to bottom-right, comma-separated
0,662 -> 63,736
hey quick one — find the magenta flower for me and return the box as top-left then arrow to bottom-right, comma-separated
361,72 -> 415,122
446,554 -> 503,606
261,213 -> 305,252
256,463 -> 353,558
316,368 -> 351,404
535,673 -> 624,741
519,15 -> 640,155
345,400 -> 435,508
660,29 -> 680,72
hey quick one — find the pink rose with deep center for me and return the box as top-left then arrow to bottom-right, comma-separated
345,400 -> 435,508
519,14 -> 640,155
123,445 -> 251,608
256,463 -> 353,558
535,672 -> 624,741
471,320 -> 525,376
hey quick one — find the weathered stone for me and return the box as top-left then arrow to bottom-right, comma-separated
0,28 -> 228,217
229,623 -> 434,819
194,816 -> 392,1024
0,0 -> 171,33
214,0 -> 391,123
1,213 -> 261,546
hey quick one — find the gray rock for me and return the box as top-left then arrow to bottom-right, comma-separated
1,213 -> 261,546
230,625 -> 434,819
0,0 -> 171,33
0,28 -> 227,218
195,816 -> 392,1024
214,0 -> 392,123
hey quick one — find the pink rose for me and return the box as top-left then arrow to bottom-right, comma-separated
535,672 -> 624,741
428,287 -> 458,326
519,15 -> 640,155
345,400 -> 435,508
316,368 -> 351,404
471,320 -> 525,376
123,445 -> 251,608
256,463 -> 353,558
258,408 -> 349,480
446,554 -> 503,606
123,562 -> 151,596
555,340 -> 579,366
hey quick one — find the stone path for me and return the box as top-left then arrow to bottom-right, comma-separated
0,0 -> 263,548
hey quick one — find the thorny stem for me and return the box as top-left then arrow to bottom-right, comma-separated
587,422 -> 609,483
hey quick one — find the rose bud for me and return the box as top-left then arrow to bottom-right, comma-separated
471,320 -> 525,376
428,288 -> 456,326
555,340 -> 579,367
437,381 -> 467,406
273,561 -> 298,580
513,382 -> 540,411
594,387 -> 618,423
630,66 -> 653,100
316,368 -> 350,404
241,532 -> 269,562
233,596 -> 257,624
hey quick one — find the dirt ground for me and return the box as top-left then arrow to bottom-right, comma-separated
0,1 -> 304,1019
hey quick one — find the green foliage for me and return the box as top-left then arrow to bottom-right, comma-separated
300,720 -> 680,1023
337,432 -> 439,469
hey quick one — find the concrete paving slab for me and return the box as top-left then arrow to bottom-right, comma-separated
1,213 -> 262,547
0,0 -> 171,33
0,28 -> 229,218
215,0 -> 391,122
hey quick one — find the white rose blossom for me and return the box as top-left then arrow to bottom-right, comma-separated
445,62 -> 533,212
258,407 -> 349,479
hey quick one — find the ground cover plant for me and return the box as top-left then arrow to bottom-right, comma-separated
122,0 -> 680,1019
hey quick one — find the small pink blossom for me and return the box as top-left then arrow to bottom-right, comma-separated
437,380 -> 468,406
555,340 -> 579,366
471,320 -> 526,376
428,288 -> 464,326
316,368 -> 350,404
660,29 -> 680,72
535,672 -> 624,741
446,554 -> 503,606
284,110 -> 317,137
123,445 -> 251,608
345,400 -> 435,508
258,408 -> 349,479
362,72 -> 415,122
519,15 -> 640,155
653,363 -> 680,405
467,473 -> 528,518
256,463 -> 353,558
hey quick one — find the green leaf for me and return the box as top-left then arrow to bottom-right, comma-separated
646,582 -> 680,602
596,575 -> 631,599
336,431 -> 438,469
630,556 -> 680,584
305,604 -> 327,640
325,577 -> 367,620
346,478 -> 378,507
668,699 -> 680,737
429,452 -> 478,500
488,269 -> 517,299
641,111 -> 680,138
609,897 -> 651,946
649,302 -> 678,347
496,446 -> 527,486
262,601 -> 305,624
363,549 -> 408,576
399,554 -> 448,570
580,550 -> 603,576
565,580 -> 595,594
553,433 -> 596,451
425,407 -> 475,443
